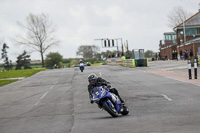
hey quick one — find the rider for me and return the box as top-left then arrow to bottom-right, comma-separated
79,59 -> 84,64
87,73 -> 125,104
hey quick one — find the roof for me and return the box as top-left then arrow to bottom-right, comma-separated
185,37 -> 200,44
178,37 -> 200,48
177,12 -> 200,27
164,32 -> 176,35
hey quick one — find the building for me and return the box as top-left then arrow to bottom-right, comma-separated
159,6 -> 200,60
175,11 -> 200,59
159,32 -> 177,60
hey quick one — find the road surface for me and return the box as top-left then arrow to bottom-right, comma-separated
1,61 -> 200,133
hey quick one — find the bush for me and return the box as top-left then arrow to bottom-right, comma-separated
102,61 -> 107,65
70,59 -> 79,67
58,62 -> 63,68
45,52 -> 63,67
90,59 -> 95,64
65,63 -> 70,68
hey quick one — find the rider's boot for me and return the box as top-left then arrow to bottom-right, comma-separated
117,94 -> 125,105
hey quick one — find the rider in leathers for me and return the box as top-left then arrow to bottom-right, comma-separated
88,73 -> 125,104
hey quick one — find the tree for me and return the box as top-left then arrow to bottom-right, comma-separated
167,6 -> 192,28
0,38 -> 3,51
16,13 -> 59,67
145,50 -> 155,58
45,52 -> 63,67
16,51 -> 31,70
1,43 -> 12,70
94,53 -> 102,61
76,45 -> 100,60
100,50 -> 116,59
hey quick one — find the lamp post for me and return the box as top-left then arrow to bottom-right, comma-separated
183,20 -> 186,48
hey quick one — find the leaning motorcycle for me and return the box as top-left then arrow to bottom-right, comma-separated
79,63 -> 84,72
92,86 -> 129,117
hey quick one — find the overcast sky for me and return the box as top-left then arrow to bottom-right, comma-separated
0,0 -> 200,62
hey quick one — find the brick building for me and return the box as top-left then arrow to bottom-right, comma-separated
159,32 -> 176,60
159,8 -> 200,60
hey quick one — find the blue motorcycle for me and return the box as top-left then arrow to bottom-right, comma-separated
92,86 -> 129,117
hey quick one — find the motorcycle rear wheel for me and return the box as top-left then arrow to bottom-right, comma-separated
103,101 -> 118,117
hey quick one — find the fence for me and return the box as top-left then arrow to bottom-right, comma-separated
107,58 -> 148,68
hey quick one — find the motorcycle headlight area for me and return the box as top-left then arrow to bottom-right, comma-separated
93,98 -> 100,102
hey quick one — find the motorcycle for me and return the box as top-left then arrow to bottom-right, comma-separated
92,86 -> 129,117
79,63 -> 84,72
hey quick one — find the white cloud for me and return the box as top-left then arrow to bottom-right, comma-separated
0,0 -> 200,62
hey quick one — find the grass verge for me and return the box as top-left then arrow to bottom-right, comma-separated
0,68 -> 46,79
91,63 -> 103,66
0,68 -> 46,86
0,80 -> 19,87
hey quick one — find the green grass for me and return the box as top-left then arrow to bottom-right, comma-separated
0,80 -> 19,87
0,68 -> 46,79
30,65 -> 42,68
63,63 -> 70,68
0,65 -> 43,70
91,63 -> 103,66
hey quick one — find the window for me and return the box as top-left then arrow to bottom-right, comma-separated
172,35 -> 176,40
197,28 -> 200,35
185,29 -> 189,36
185,28 -> 195,36
172,35 -> 176,43
165,35 -> 172,40
189,29 -> 195,36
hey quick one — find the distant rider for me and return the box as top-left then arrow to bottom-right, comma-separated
79,59 -> 84,64
87,73 -> 125,104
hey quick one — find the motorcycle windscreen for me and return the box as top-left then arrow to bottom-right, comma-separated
92,87 -> 102,100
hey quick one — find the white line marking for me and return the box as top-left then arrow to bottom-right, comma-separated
164,66 -> 187,70
34,101 -> 40,106
40,92 -> 48,99
161,94 -> 172,101
99,72 -> 102,76
50,85 -> 54,90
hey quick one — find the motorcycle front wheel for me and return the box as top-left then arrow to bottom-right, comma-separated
121,106 -> 129,115
103,101 -> 118,117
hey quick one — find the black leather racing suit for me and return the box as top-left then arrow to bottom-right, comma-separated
88,77 -> 124,103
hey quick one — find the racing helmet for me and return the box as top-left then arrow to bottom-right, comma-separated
88,73 -> 97,84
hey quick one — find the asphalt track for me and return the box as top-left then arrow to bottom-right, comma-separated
1,61 -> 200,133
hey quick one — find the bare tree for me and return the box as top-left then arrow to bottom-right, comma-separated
15,13 -> 59,67
167,6 -> 192,28
76,45 -> 100,60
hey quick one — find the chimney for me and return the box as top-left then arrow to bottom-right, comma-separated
199,3 -> 200,12
160,40 -> 162,45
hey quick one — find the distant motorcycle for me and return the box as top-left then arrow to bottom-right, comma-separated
79,63 -> 84,72
92,86 -> 129,117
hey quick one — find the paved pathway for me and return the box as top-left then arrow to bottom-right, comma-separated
147,61 -> 200,86
0,77 -> 25,80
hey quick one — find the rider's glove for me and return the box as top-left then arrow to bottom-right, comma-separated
107,82 -> 111,89
107,84 -> 111,89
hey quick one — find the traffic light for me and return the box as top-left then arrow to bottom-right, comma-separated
104,40 -> 107,47
108,40 -> 110,47
112,40 -> 114,46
